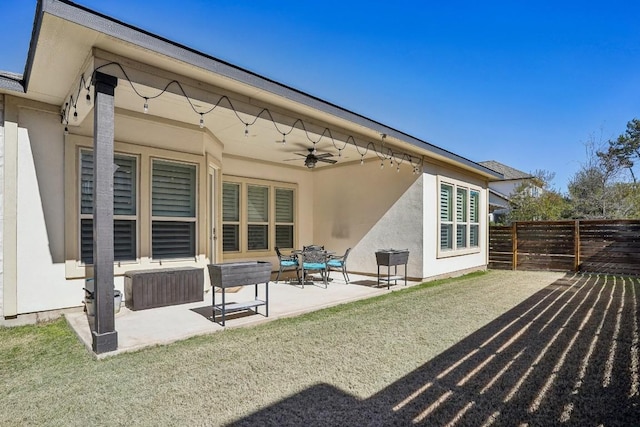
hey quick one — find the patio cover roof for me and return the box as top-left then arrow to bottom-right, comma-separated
2,0 -> 502,179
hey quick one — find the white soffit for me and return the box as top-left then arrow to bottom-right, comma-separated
24,0 -> 500,178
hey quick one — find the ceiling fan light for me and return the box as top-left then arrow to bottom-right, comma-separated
305,159 -> 316,168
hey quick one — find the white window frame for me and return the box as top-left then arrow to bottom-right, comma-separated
246,184 -> 270,251
274,186 -> 295,250
150,158 -> 198,260
78,148 -> 139,265
222,176 -> 297,257
437,177 -> 482,258
221,182 -> 241,253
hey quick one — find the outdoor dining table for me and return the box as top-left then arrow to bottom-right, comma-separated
293,248 -> 334,287
292,249 -> 335,256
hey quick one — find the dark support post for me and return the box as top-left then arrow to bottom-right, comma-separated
91,72 -> 118,354
574,220 -> 581,272
512,222 -> 518,270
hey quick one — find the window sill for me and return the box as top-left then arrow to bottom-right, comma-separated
437,247 -> 481,259
65,256 -> 205,279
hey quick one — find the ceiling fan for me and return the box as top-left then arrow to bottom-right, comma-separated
286,148 -> 337,168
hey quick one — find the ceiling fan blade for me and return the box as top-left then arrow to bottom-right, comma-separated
317,157 -> 338,164
315,152 -> 334,159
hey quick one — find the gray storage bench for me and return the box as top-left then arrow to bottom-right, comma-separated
208,261 -> 272,326
124,267 -> 204,310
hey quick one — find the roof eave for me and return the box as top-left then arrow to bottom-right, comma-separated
35,0 -> 499,179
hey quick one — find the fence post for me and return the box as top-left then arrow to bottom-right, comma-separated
574,220 -> 580,272
512,222 -> 518,270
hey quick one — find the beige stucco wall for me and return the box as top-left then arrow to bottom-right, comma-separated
12,103 -> 227,314
16,107 -> 71,313
6,94 -> 490,315
315,159 -> 489,281
220,156 -> 315,269
314,160 -> 424,278
422,161 -> 489,278
0,95 -> 4,315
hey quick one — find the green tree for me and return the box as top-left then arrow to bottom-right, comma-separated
567,121 -> 640,219
609,182 -> 640,218
568,166 -> 609,218
600,118 -> 640,183
507,170 -> 571,222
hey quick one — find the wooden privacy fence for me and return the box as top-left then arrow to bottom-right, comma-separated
489,220 -> 640,275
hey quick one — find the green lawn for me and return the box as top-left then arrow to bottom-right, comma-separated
0,270 -> 565,426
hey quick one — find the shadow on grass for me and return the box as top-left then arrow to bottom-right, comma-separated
229,273 -> 640,426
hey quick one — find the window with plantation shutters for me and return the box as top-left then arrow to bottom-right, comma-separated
439,179 -> 481,255
151,160 -> 196,259
275,188 -> 294,249
222,182 -> 240,252
440,183 -> 453,250
456,187 -> 468,249
222,177 -> 296,255
247,185 -> 269,250
79,150 -> 137,264
470,190 -> 480,247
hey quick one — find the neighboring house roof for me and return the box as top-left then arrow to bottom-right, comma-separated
2,0 -> 502,181
0,71 -> 24,92
488,187 -> 510,202
478,160 -> 532,181
487,188 -> 510,210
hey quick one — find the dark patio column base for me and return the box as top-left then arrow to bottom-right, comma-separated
92,330 -> 118,354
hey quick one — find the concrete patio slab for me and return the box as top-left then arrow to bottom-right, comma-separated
65,274 -> 420,357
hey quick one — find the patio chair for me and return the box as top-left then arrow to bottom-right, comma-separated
327,248 -> 351,284
303,244 -> 324,251
298,249 -> 328,288
275,247 -> 300,284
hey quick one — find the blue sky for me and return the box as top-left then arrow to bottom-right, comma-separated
2,1 -> 639,191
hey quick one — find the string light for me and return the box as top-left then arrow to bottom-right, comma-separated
397,166 -> 400,173
73,109 -> 78,122
60,62 -> 424,174
64,126 -> 69,136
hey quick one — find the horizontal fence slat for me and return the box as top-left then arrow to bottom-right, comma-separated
490,219 -> 640,275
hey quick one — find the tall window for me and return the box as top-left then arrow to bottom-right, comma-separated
151,160 -> 197,259
247,185 -> 269,250
440,181 -> 481,254
440,183 -> 454,251
222,178 -> 296,254
456,187 -> 468,249
470,190 -> 480,247
80,150 -> 137,264
275,188 -> 294,249
222,183 -> 240,252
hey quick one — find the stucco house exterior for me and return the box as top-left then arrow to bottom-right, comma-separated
1,0 -> 501,337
